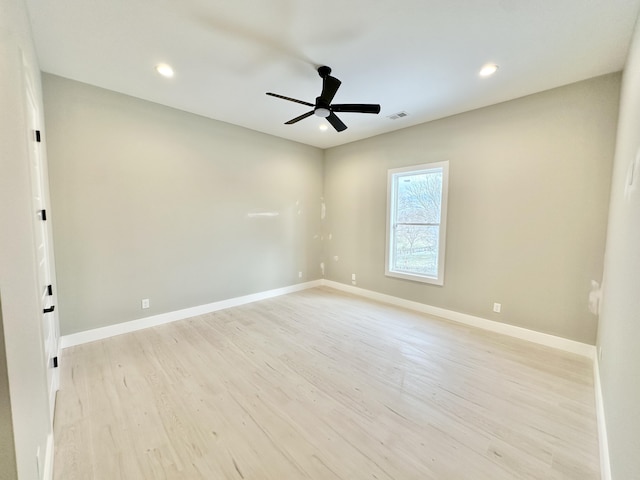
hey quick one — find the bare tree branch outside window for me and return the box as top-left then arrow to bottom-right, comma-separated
392,171 -> 443,276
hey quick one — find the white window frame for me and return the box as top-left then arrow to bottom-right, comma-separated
385,161 -> 449,286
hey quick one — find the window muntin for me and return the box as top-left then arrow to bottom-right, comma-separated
386,161 -> 449,285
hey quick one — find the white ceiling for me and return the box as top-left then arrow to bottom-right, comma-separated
25,0 -> 640,149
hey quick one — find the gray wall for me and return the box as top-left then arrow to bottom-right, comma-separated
46,73 -> 620,345
0,0 -> 54,477
43,74 -> 324,335
324,74 -> 620,344
0,300 -> 18,480
597,15 -> 640,480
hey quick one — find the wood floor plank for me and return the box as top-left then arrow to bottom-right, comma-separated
53,287 -> 600,479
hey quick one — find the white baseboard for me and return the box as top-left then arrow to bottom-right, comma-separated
593,356 -> 611,480
43,433 -> 54,480
60,280 -> 322,348
61,278 -> 596,358
320,280 -> 596,359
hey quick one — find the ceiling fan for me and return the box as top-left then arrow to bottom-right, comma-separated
266,66 -> 381,132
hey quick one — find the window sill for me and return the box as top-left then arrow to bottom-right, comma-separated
385,270 -> 444,286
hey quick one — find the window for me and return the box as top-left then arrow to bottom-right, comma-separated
386,161 -> 449,285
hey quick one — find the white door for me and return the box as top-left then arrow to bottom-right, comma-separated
24,72 -> 59,423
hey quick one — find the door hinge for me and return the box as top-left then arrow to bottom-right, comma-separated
40,209 -> 47,221
47,284 -> 53,296
35,130 -> 41,142
43,306 -> 55,314
52,357 -> 58,368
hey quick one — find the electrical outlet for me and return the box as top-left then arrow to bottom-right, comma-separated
493,302 -> 501,313
142,298 -> 150,309
298,271 -> 302,279
351,273 -> 356,281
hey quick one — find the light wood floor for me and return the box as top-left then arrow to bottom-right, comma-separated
53,287 -> 600,479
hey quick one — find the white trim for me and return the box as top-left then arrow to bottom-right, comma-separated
321,280 -> 596,358
593,356 -> 611,480
60,281 -> 322,348
42,433 -> 54,480
49,344 -> 60,426
61,278 -> 595,358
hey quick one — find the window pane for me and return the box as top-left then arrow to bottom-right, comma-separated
392,224 -> 440,277
387,161 -> 448,285
396,169 -> 443,224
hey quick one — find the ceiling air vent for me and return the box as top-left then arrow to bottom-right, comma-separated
387,111 -> 408,120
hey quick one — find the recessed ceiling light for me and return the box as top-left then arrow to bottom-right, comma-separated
479,64 -> 499,77
155,63 -> 174,78
319,124 -> 329,131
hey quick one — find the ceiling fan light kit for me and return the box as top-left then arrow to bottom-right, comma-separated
267,66 -> 381,132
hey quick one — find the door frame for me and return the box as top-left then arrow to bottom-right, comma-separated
23,64 -> 60,425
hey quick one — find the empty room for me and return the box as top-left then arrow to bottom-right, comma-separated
1,0 -> 639,479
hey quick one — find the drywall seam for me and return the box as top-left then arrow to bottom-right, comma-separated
321,280 -> 596,358
594,356 -> 612,480
59,280 -> 322,348
246,212 -> 279,218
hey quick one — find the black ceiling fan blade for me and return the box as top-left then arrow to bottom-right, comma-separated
327,112 -> 347,132
266,92 -> 314,107
285,110 -> 315,125
331,104 -> 381,114
320,75 -> 341,104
